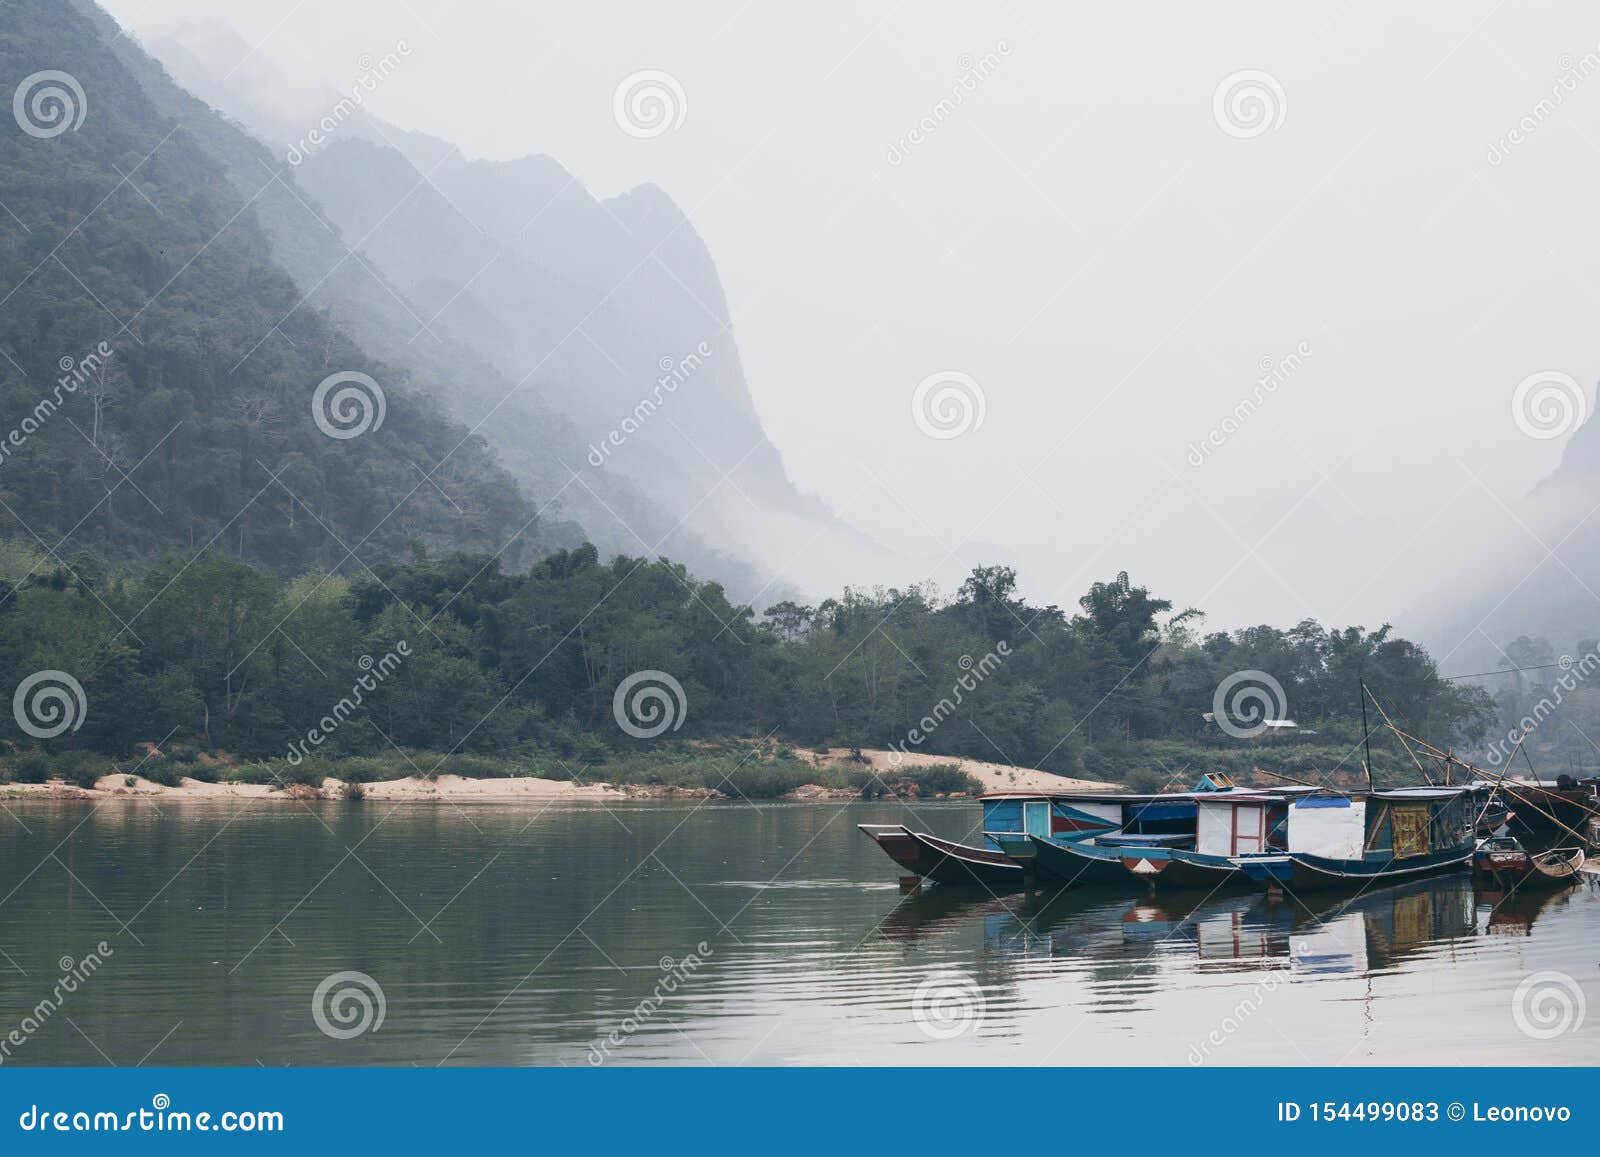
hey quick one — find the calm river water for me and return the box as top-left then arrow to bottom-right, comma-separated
0,797 -> 1593,1065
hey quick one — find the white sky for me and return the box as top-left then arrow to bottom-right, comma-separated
102,0 -> 1600,635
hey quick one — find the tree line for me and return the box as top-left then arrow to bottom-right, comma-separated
0,545 -> 1498,782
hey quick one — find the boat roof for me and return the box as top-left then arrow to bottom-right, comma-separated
1365,786 -> 1473,800
977,786 -> 1319,804
979,784 -> 1471,804
1472,777 -> 1594,789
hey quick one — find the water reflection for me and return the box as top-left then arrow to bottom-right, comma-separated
0,799 -> 1593,1065
966,874 -> 1538,975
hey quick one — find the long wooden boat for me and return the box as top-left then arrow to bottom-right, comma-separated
1112,790 -> 1309,889
859,787 -> 1171,887
1230,786 -> 1476,890
994,781 -> 1318,889
1025,831 -> 1134,885
1499,776 -> 1598,838
990,788 -> 1218,885
1471,836 -> 1584,888
856,823 -> 1027,888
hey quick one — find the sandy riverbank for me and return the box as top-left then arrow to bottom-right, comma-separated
0,748 -> 1114,803
796,747 -> 1116,793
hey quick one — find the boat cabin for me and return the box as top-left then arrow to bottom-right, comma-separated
1283,787 -> 1471,861
1194,794 -> 1290,857
979,792 -> 1203,851
980,780 -> 1321,854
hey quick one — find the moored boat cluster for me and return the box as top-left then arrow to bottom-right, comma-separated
860,772 -> 1588,893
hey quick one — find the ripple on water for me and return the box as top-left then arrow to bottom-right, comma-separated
1,799 -> 1595,1064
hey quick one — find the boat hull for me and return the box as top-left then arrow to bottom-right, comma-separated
1233,845 -> 1473,891
1504,785 -> 1597,838
991,834 -> 1036,866
1472,845 -> 1584,889
1027,834 -> 1135,887
857,824 -> 1026,888
1119,848 -> 1242,889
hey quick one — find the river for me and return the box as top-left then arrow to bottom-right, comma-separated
0,797 -> 1593,1065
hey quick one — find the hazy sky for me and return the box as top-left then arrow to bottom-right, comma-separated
102,0 -> 1600,637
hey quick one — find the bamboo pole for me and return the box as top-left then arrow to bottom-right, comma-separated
1382,722 -> 1593,847
1364,686 -> 1435,786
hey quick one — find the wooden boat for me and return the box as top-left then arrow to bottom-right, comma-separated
1112,790 -> 1307,889
1028,830 -> 1166,886
1471,836 -> 1584,888
1501,776 -> 1599,839
1019,790 -> 1214,885
1011,780 -> 1319,889
1230,787 -> 1476,890
1467,783 -> 1512,835
859,788 -> 1204,888
856,823 -> 1027,888
983,790 -> 1194,883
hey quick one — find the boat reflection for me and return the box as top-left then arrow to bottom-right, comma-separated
1478,880 -> 1585,936
938,873 -> 1490,975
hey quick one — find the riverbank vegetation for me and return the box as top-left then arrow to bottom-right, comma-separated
0,543 -> 1499,790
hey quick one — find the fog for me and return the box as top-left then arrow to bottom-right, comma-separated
103,0 -> 1600,650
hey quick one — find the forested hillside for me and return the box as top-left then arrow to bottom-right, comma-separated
0,536 -> 1497,793
72,3 -> 783,599
0,0 -> 548,574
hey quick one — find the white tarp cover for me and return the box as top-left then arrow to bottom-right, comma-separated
1196,801 -> 1234,855
1288,798 -> 1366,861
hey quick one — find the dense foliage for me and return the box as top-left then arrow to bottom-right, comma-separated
0,544 -> 1497,788
0,0 -> 552,577
1471,634 -> 1600,778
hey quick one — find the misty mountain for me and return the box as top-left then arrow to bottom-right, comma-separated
293,124 -> 897,598
67,2 -> 777,599
0,0 -> 554,575
132,21 -> 902,600
1412,401 -> 1600,672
